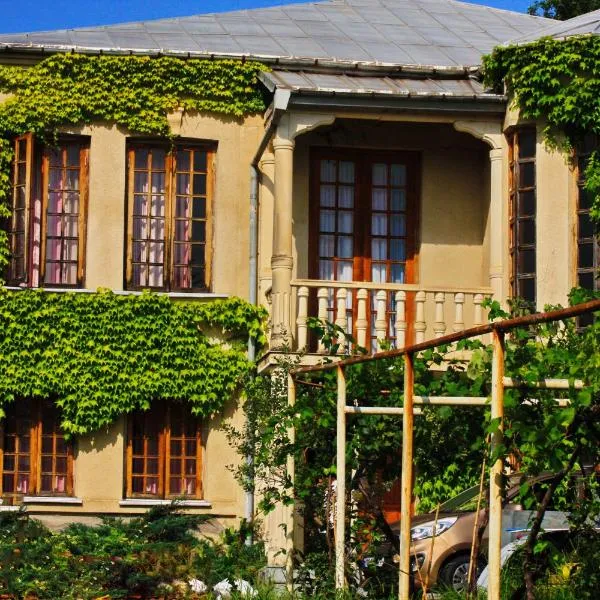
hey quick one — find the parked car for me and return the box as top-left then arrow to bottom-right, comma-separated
388,470 -> 595,592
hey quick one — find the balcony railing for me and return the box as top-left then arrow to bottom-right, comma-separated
290,279 -> 493,353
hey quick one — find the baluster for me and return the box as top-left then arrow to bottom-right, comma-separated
317,287 -> 329,353
453,292 -> 465,332
355,289 -> 368,350
395,290 -> 407,349
473,293 -> 484,326
433,292 -> 446,338
375,290 -> 387,349
335,288 -> 348,353
415,291 -> 426,343
296,286 -> 309,350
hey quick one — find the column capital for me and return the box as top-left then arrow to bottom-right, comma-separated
453,120 -> 503,150
259,152 -> 275,169
272,138 -> 295,152
275,112 -> 336,145
489,147 -> 503,162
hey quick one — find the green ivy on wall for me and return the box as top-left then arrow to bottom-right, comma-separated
0,290 -> 266,434
0,53 -> 268,273
483,36 -> 600,220
0,53 -> 270,433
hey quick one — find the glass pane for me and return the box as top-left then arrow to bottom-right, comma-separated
390,215 -> 406,236
152,149 -> 166,170
391,189 -> 406,211
55,457 -> 67,473
185,459 -> 196,475
146,458 -> 159,475
132,264 -> 147,286
320,160 -> 336,183
177,150 -> 191,171
191,221 -> 205,242
338,212 -> 353,234
319,260 -> 333,280
42,437 -> 53,453
47,216 -> 62,237
132,477 -> 143,493
371,263 -> 386,283
149,219 -> 165,241
185,440 -> 197,456
320,185 -> 336,208
3,455 -> 15,471
319,235 -> 334,258
176,197 -> 190,218
191,245 -> 204,264
520,162 -> 535,188
150,195 -> 165,217
170,458 -> 182,475
578,271 -> 595,290
134,172 -> 148,194
518,249 -> 536,274
148,242 -> 164,263
372,188 -> 387,210
518,277 -> 536,303
372,163 -> 387,185
193,151 -> 207,172
148,265 -> 164,287
579,188 -> 592,210
46,239 -> 61,261
135,149 -> 149,169
191,266 -> 205,288
63,192 -> 79,214
65,170 -> 79,191
64,239 -> 78,261
579,242 -> 594,268
47,192 -> 61,213
338,186 -> 354,208
67,145 -> 80,167
133,241 -> 147,262
391,164 -> 406,186
372,214 -> 387,236
519,191 -> 536,216
320,210 -> 335,233
64,215 -> 78,237
193,175 -> 206,196
339,161 -> 355,183
171,440 -> 182,456
62,263 -> 77,284
518,131 -> 536,159
579,212 -> 594,238
518,219 -> 535,245
174,243 -> 190,264
372,239 -> 386,260
152,173 -> 166,194
338,236 -> 353,258
391,264 -> 405,283
145,478 -> 158,495
41,475 -> 52,492
193,198 -> 206,219
390,239 -> 406,261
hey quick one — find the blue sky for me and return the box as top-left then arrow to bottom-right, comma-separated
1,1 -> 534,34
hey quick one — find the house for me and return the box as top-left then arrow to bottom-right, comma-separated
0,0 -> 594,570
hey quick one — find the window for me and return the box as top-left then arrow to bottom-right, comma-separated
6,135 -> 89,287
126,143 -> 213,291
0,399 -> 73,496
126,403 -> 203,499
508,128 -> 537,306
310,149 -> 419,348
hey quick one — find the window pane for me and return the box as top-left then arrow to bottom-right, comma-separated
391,189 -> 406,211
390,239 -> 406,261
390,215 -> 406,236
339,161 -> 354,183
391,164 -> 406,186
518,131 -> 536,159
319,235 -> 334,258
372,239 -> 386,260
518,219 -> 535,245
192,175 -> 206,196
320,185 -> 336,207
518,249 -> 536,274
338,212 -> 353,234
319,260 -> 334,280
338,186 -> 354,208
152,149 -> 166,170
579,242 -> 594,268
372,163 -> 387,185
579,212 -> 594,238
372,188 -> 387,210
391,264 -> 405,283
135,149 -> 149,169
372,214 -> 387,236
177,150 -> 191,171
194,151 -> 207,172
338,236 -> 353,258
519,191 -> 536,217
320,160 -> 336,183
520,162 -> 535,188
371,263 -> 386,283
192,198 -> 206,219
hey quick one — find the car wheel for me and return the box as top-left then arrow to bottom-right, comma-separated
439,554 -> 485,593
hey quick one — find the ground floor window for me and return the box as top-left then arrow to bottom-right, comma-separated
126,403 -> 203,499
0,399 -> 73,496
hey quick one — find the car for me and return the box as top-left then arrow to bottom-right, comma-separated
388,469 -> 595,592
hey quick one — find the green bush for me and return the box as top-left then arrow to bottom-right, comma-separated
0,505 -> 266,600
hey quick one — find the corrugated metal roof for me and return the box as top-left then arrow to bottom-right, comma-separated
509,8 -> 600,44
262,69 -> 500,99
0,0 -> 551,70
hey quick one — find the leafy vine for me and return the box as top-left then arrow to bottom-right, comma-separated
0,290 -> 266,435
483,36 -> 600,220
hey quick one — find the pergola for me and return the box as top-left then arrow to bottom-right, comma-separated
291,298 -> 600,600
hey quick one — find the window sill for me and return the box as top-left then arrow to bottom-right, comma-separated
23,496 -> 83,505
119,499 -> 212,508
3,286 -> 228,300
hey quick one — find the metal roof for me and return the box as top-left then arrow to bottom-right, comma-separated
509,8 -> 600,44
262,69 -> 500,99
0,0 -> 551,70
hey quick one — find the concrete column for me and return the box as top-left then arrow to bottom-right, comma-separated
489,147 -> 504,302
258,153 -> 275,308
271,135 -> 295,347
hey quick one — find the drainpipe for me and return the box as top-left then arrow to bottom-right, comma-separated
245,88 -> 291,539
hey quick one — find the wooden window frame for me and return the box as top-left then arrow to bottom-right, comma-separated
125,141 -> 214,293
0,399 -> 74,497
125,404 -> 203,500
5,135 -> 89,288
508,128 -> 537,306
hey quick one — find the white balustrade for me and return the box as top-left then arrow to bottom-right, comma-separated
290,281 -> 492,353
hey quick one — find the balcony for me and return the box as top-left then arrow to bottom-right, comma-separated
290,279 -> 492,354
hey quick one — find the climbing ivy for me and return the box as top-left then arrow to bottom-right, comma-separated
0,53 -> 268,273
0,289 -> 266,435
483,36 -> 600,220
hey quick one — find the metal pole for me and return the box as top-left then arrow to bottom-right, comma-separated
286,374 -> 296,588
399,352 -> 415,600
335,365 -> 347,590
488,330 -> 505,600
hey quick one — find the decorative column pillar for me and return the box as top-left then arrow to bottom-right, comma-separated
258,152 -> 275,307
489,147 -> 504,302
271,134 -> 295,347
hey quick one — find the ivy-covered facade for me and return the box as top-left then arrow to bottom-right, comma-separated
0,0 -> 599,569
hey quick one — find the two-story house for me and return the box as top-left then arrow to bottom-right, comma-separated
0,0 -> 596,567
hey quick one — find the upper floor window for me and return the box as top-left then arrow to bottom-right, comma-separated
126,143 -> 213,292
0,399 -> 73,497
6,135 -> 89,287
508,128 -> 537,306
126,403 -> 203,499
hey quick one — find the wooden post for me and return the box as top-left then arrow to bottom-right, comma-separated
296,286 -> 309,350
399,352 -> 415,600
335,366 -> 347,590
488,330 -> 505,600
